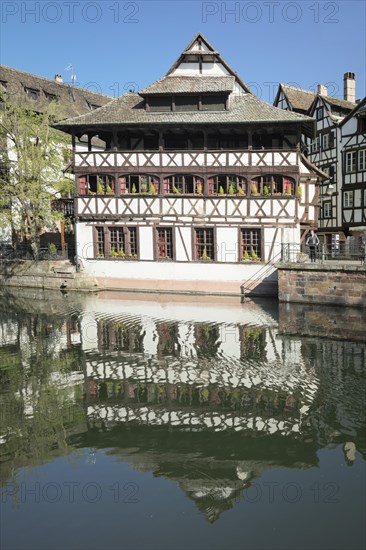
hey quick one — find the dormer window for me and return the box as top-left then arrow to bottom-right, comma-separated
316,107 -> 324,120
202,95 -> 226,111
175,95 -> 199,112
146,94 -> 227,112
44,91 -> 57,102
25,87 -> 39,100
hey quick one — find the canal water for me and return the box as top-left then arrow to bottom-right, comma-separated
0,289 -> 365,550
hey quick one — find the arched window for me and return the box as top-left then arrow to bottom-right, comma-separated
78,175 -> 115,195
119,175 -> 159,194
207,175 -> 247,195
163,175 -> 203,195
250,175 -> 296,196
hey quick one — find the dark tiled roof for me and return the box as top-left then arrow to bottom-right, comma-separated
0,65 -> 111,119
321,95 -> 356,111
54,92 -> 315,136
139,76 -> 234,95
339,96 -> 366,127
280,85 -> 316,112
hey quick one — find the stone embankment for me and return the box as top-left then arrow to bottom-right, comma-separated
278,263 -> 366,308
0,260 -> 98,291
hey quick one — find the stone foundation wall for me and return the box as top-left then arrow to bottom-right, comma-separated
278,264 -> 366,308
0,260 -> 98,291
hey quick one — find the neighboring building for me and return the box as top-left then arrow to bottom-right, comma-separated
274,75 -> 366,255
0,65 -> 111,250
55,33 -> 323,294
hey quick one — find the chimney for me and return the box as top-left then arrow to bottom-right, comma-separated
344,72 -> 356,103
317,84 -> 328,96
54,74 -> 63,83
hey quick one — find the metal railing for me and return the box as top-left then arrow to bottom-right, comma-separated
280,242 -> 365,264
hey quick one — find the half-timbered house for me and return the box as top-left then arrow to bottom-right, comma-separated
339,97 -> 366,252
55,33 -> 322,294
274,75 -> 366,255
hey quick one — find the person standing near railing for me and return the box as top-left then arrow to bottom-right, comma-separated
306,230 -> 319,263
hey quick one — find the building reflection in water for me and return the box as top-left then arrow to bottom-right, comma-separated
0,290 -> 365,523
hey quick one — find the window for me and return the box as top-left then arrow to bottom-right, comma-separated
358,150 -> 366,171
194,228 -> 215,260
175,95 -> 199,112
207,175 -> 246,195
346,151 -> 357,173
96,227 -> 105,257
344,191 -> 353,207
323,202 -> 332,218
156,228 -> 173,259
240,229 -> 261,260
44,91 -> 57,102
163,175 -> 202,194
201,95 -> 226,111
316,107 -> 324,120
119,174 -> 159,194
311,136 -> 320,153
323,133 -> 329,149
24,87 -> 39,100
79,175 -> 115,195
148,96 -> 171,112
95,226 -> 138,258
357,117 -> 366,134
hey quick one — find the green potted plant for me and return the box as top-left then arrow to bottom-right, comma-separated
263,185 -> 270,196
131,183 -> 137,194
196,182 -> 203,195
228,181 -> 235,195
200,247 -> 211,260
241,250 -> 250,261
149,182 -> 156,194
219,185 -> 225,195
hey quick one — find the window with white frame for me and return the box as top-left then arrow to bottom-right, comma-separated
343,191 -> 353,207
358,150 -> 366,171
346,151 -> 357,173
323,202 -> 332,218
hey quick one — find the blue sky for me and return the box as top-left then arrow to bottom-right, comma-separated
1,0 -> 365,103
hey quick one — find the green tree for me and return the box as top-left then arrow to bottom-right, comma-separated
0,95 -> 73,256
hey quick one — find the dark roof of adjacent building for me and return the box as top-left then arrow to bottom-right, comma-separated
339,96 -> 366,127
54,91 -> 316,137
278,84 -> 317,113
277,83 -> 356,116
139,76 -> 235,95
0,65 -> 111,118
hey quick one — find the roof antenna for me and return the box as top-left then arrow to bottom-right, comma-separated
65,64 -> 77,85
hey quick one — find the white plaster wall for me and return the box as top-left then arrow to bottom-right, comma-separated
83,258 -> 273,284
217,227 -> 238,262
76,223 -> 94,262
139,226 -> 154,260
175,226 -> 192,261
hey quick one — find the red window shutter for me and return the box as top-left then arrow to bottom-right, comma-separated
79,176 -> 86,195
208,177 -> 214,194
119,176 -> 126,194
163,177 -> 170,194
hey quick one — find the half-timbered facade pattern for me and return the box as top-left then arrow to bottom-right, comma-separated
56,33 -> 321,293
275,77 -> 366,253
